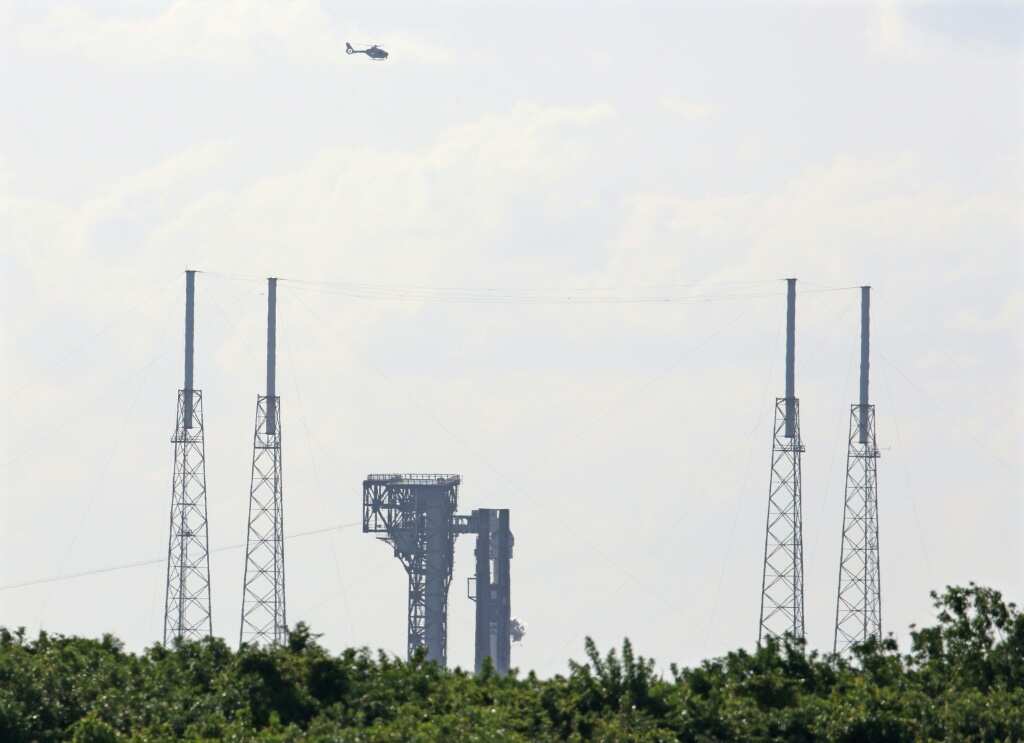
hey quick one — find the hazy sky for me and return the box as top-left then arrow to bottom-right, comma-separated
2,1 -> 1021,676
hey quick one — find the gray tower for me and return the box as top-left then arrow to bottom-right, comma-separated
363,474 -> 461,665
163,270 -> 213,644
468,508 -> 513,675
240,278 -> 287,646
759,278 -> 806,643
834,286 -> 882,652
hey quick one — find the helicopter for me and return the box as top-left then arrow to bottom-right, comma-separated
346,42 -> 388,60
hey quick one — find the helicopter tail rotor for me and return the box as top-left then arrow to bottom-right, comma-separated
345,42 -> 355,54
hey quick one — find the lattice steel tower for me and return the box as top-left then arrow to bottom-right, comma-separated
363,474 -> 462,666
834,286 -> 882,652
163,270 -> 213,644
759,278 -> 806,643
240,278 -> 287,646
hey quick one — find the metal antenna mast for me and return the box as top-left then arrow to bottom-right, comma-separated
759,278 -> 806,643
834,286 -> 882,652
163,269 -> 213,644
240,277 -> 287,645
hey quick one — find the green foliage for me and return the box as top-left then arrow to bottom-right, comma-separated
1,585 -> 1021,741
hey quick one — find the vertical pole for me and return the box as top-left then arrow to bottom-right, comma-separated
859,286 -> 870,444
184,270 -> 196,429
495,509 -> 512,675
177,443 -> 187,636
474,510 -> 491,675
784,278 -> 796,438
266,277 -> 277,435
423,491 -> 447,665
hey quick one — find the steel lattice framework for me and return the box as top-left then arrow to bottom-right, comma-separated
240,395 -> 287,645
363,474 -> 460,665
163,388 -> 213,644
239,278 -> 287,646
834,286 -> 882,653
833,404 -> 881,652
759,396 -> 806,642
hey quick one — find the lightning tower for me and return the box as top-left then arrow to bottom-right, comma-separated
833,286 -> 882,652
163,269 -> 213,644
759,278 -> 806,642
240,278 -> 287,645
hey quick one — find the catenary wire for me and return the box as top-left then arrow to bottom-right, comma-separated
6,272 -> 183,400
197,269 -> 860,305
0,522 -> 360,593
286,288 -> 756,625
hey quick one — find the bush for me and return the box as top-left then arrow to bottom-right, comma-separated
0,585 -> 1020,742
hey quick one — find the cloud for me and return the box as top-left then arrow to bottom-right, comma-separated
908,2 -> 1023,51
867,1 -> 1022,61
163,102 -> 611,276
868,1 -> 919,60
950,292 -> 1024,336
4,100 -> 616,351
591,153 -> 1023,346
659,95 -> 718,122
606,153 -> 1020,280
382,31 -> 456,65
4,140 -> 235,321
13,0 -> 452,67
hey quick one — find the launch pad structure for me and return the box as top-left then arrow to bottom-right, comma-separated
468,508 -> 512,675
148,269 -> 887,664
363,474 -> 461,666
362,474 -> 513,673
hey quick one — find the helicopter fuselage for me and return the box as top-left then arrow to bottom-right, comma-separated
347,43 -> 388,60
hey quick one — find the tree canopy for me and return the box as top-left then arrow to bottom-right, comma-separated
1,584 -> 1021,742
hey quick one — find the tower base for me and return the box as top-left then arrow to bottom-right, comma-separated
759,397 -> 806,643
834,403 -> 881,653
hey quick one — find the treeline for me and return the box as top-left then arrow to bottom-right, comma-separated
1,584 -> 1022,742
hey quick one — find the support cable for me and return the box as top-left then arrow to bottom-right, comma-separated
277,293 -> 356,637
878,351 -> 1015,472
287,289 -> 755,623
803,295 -> 860,567
0,522 -> 359,593
199,269 -> 859,306
6,272 -> 183,400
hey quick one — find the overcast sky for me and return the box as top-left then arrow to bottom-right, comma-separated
2,0 -> 1022,676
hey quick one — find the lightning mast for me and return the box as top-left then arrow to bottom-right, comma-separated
163,270 -> 213,644
759,278 -> 806,643
240,277 -> 287,645
833,286 -> 882,652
